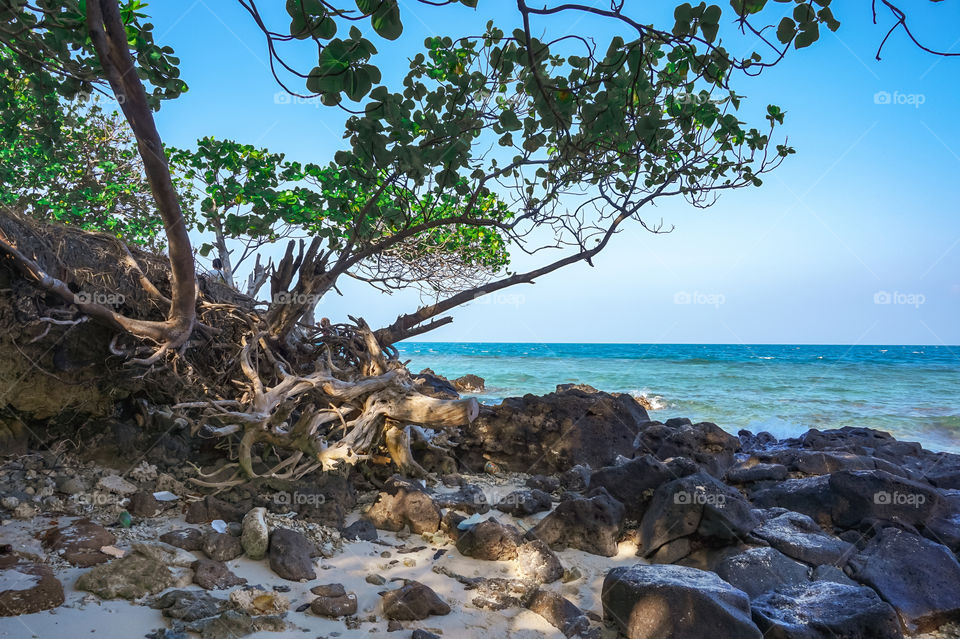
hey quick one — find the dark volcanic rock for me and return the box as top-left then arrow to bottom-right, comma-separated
457,389 -> 650,474
380,581 -> 451,620
753,511 -> 855,567
0,563 -> 64,615
602,563 -> 762,639
715,547 -> 810,598
453,374 -> 485,392
456,518 -> 523,561
589,455 -> 686,520
365,476 -> 441,534
311,592 -> 358,617
526,475 -> 561,493
160,528 -> 204,551
559,464 -> 592,492
530,488 -> 625,557
526,589 -> 592,638
828,469 -> 941,529
433,484 -> 489,514
202,531 -> 244,562
268,528 -> 315,582
726,461 -> 788,484
413,370 -> 459,400
340,519 -> 378,542
635,420 -> 740,477
150,589 -> 236,622
192,559 -> 247,590
185,495 -> 245,524
495,489 -> 553,517
751,581 -> 903,639
638,472 -> 759,556
129,490 -> 163,517
848,527 -> 960,633
290,474 -> 357,527
750,476 -> 834,527
41,518 -> 116,567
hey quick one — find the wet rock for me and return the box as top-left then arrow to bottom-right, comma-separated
433,484 -> 489,515
516,539 -> 564,584
526,589 -> 592,638
41,518 -> 117,567
151,589 -> 236,621
715,547 -> 810,598
453,374 -> 485,392
456,518 -> 522,560
185,495 -> 245,524
0,563 -> 64,615
341,519 -> 378,541
848,527 -> 960,633
753,511 -> 855,567
380,580 -> 451,620
311,592 -> 358,617
160,528 -> 204,552
365,476 -> 441,534
193,559 -> 247,590
496,489 -> 553,517
530,488 -> 625,557
129,490 -> 163,517
526,475 -> 561,493
635,420 -> 740,477
751,581 -> 903,639
240,507 -> 269,560
458,389 -> 650,474
589,455 -> 682,520
602,563 -> 762,639
638,472 -> 759,557
268,528 -> 315,581
97,474 -> 138,495
76,551 -> 174,599
203,531 -> 243,562
828,469 -> 941,529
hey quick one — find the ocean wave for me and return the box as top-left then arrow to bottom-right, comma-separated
630,389 -> 667,410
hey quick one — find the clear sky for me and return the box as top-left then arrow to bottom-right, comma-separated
143,1 -> 960,345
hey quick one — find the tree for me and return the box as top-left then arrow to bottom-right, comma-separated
0,0 -> 953,480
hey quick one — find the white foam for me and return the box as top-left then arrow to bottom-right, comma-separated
630,389 -> 667,410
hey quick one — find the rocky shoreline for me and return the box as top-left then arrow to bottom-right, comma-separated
1,384 -> 960,638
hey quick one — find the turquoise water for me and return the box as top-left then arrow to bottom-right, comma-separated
397,343 -> 960,454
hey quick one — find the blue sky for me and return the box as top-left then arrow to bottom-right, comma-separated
145,1 -> 960,345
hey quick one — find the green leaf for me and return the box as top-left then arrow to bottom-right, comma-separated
371,1 -> 402,40
776,17 -> 795,44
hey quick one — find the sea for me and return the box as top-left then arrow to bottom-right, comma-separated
396,343 -> 960,454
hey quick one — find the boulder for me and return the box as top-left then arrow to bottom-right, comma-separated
159,528 -> 204,552
380,580 -> 451,620
602,564 -> 762,639
750,476 -> 834,527
530,488 -> 625,557
526,589 -> 592,638
365,476 -> 441,534
638,472 -> 758,556
848,527 -> 960,633
589,455 -> 683,519
288,474 -> 356,527
714,547 -> 810,598
185,495 -> 245,524
726,461 -> 788,484
753,511 -> 854,567
192,559 -> 247,590
128,490 -> 163,517
341,519 -> 378,542
828,470 -> 941,529
311,592 -> 358,617
76,551 -> 174,599
751,581 -> 903,639
635,420 -> 740,477
203,531 -> 244,562
268,528 -> 315,582
41,518 -> 117,567
240,507 -> 269,560
526,475 -> 561,493
515,539 -> 564,584
150,589 -> 236,622
0,563 -> 64,615
456,518 -> 523,561
495,489 -> 553,517
457,389 -> 650,474
433,484 -> 489,515
413,370 -> 459,400
453,374 -> 485,392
